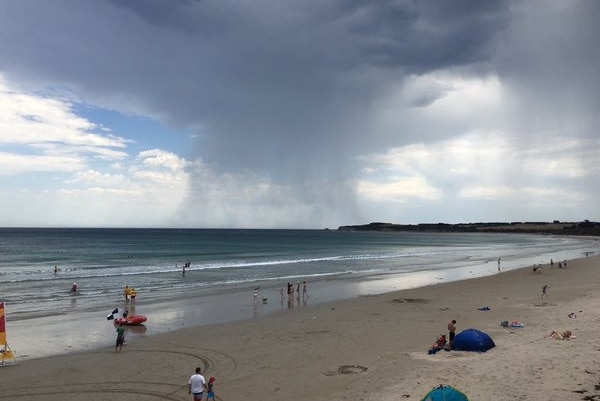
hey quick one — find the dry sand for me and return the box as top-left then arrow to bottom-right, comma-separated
1,255 -> 599,401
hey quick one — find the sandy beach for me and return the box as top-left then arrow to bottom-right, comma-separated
1,254 -> 599,401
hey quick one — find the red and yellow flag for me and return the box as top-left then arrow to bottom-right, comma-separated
0,301 -> 16,364
0,302 -> 6,345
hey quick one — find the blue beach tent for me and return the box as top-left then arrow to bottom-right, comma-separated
421,385 -> 469,401
452,328 -> 495,352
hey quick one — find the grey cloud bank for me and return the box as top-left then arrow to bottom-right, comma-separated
0,0 -> 598,228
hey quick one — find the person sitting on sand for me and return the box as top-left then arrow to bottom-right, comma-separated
428,334 -> 447,354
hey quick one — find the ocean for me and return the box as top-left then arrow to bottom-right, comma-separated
1,227 -> 597,321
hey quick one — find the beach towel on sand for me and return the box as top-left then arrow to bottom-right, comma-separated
500,320 -> 524,328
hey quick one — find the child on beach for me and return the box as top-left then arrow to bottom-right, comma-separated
206,377 -> 215,400
428,334 -> 447,354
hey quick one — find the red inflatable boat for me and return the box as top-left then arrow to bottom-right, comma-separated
114,315 -> 147,326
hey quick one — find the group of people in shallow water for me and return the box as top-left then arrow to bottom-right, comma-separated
123,285 -> 137,303
252,281 -> 311,309
284,281 -> 309,298
180,261 -> 191,275
281,281 -> 309,307
53,265 -> 79,294
534,258 -> 568,273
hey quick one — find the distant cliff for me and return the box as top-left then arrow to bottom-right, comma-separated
338,221 -> 600,236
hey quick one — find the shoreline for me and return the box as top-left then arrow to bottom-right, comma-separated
4,243 -> 599,361
1,254 -> 599,400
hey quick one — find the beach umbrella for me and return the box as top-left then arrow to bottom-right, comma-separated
452,328 -> 495,352
421,385 -> 469,401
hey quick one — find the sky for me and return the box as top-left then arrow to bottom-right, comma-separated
0,0 -> 599,229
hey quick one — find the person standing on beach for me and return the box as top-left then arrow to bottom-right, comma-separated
123,285 -> 130,303
253,287 -> 259,308
497,258 -> 501,271
130,288 -> 137,304
542,284 -> 549,299
302,281 -> 308,298
188,367 -> 207,401
115,323 -> 125,352
448,319 -> 457,349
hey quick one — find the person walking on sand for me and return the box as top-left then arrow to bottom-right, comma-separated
206,377 -> 216,400
448,319 -> 457,350
115,323 -> 125,352
302,281 -> 309,298
188,367 -> 207,401
542,284 -> 549,299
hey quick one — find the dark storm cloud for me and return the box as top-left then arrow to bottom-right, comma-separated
336,0 -> 509,71
491,1 -> 600,201
3,0 -> 600,226
495,0 -> 600,133
0,0 -> 511,181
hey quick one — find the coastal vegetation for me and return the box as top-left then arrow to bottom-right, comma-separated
338,220 -> 600,236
